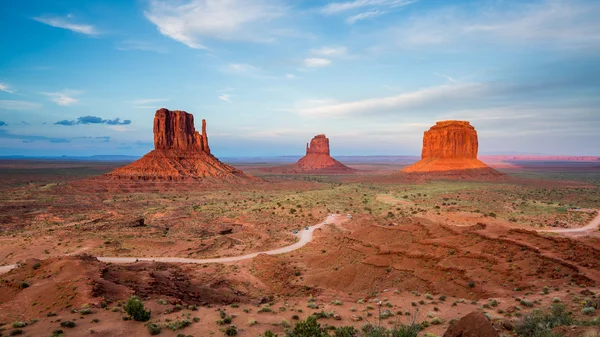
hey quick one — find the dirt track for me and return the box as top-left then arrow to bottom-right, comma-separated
538,210 -> 600,236
0,214 -> 347,274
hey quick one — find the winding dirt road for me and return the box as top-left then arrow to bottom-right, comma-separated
537,210 -> 600,237
0,214 -> 346,275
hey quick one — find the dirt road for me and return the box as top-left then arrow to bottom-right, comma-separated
538,210 -> 600,237
0,214 -> 347,275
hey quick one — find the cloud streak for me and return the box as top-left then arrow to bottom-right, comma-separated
0,100 -> 42,110
144,0 -> 286,49
33,15 -> 98,35
54,116 -> 132,126
0,83 -> 15,93
298,83 -> 488,117
43,91 -> 81,106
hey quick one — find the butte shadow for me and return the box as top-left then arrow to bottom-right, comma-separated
262,134 -> 355,174
399,120 -> 502,178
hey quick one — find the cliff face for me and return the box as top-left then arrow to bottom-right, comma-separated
306,134 -> 330,155
402,120 -> 500,176
106,108 -> 249,181
153,108 -> 210,153
421,121 -> 478,159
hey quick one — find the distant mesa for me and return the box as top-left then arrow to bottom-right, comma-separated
106,108 -> 250,181
261,134 -> 354,174
402,120 -> 501,176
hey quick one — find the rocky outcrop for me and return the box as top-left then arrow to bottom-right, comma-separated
294,135 -> 354,173
402,120 -> 501,176
106,108 -> 249,181
443,311 -> 499,337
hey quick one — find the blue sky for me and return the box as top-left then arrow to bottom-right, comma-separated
0,0 -> 599,157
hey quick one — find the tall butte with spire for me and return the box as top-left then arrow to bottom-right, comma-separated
402,120 -> 501,175
292,134 -> 354,173
106,108 -> 249,181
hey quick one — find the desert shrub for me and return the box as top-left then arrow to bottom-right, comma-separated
167,319 -> 192,331
19,282 -> 29,289
259,305 -> 274,313
514,304 -> 572,337
430,317 -> 443,325
9,330 -> 24,336
520,299 -> 534,308
124,296 -> 151,322
333,326 -> 358,337
12,322 -> 27,328
582,307 -> 595,315
261,331 -> 278,337
80,307 -> 92,315
223,325 -> 238,336
60,321 -> 76,328
32,262 -> 41,270
286,316 -> 328,337
147,323 -> 162,335
331,300 -> 343,306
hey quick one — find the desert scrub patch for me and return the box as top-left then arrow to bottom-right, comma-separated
124,296 -> 151,321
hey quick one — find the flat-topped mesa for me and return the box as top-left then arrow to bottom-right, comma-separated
422,120 -> 478,160
306,134 -> 330,155
154,108 -> 210,153
402,120 -> 501,176
105,108 -> 250,182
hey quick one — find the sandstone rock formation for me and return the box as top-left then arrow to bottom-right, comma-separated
294,134 -> 354,173
106,109 -> 248,181
402,120 -> 501,175
443,311 -> 500,337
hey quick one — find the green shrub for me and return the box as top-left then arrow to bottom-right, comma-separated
60,321 -> 76,328
333,326 -> 358,337
515,304 -> 572,337
124,296 -> 151,322
11,322 -> 27,328
147,323 -> 162,335
223,325 -> 237,336
582,307 -> 595,315
261,331 -> 278,337
287,316 -> 328,337
9,330 -> 24,336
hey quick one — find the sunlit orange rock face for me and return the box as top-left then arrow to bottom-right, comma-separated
294,134 -> 354,172
402,120 -> 501,175
106,109 -> 248,181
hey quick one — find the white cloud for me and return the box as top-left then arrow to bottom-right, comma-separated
43,91 -> 81,106
218,94 -> 232,102
33,16 -> 97,35
0,100 -> 42,110
346,10 -> 385,24
311,46 -> 347,57
321,0 -> 417,14
298,83 -> 488,117
131,98 -> 170,105
0,83 -> 15,93
285,74 -> 296,79
144,0 -> 286,49
386,0 -> 600,49
303,58 -> 332,68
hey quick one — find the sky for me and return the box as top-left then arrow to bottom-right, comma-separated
0,0 -> 599,157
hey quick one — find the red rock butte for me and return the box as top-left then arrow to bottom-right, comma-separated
293,134 -> 354,173
402,120 -> 501,175
106,108 -> 249,181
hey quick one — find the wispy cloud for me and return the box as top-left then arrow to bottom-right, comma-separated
303,58 -> 332,68
32,15 -> 98,35
298,83 -> 488,117
0,83 -> 15,93
385,0 -> 600,49
43,90 -> 81,106
218,94 -> 232,102
0,100 -> 42,110
54,116 -> 132,126
311,46 -> 347,57
321,0 -> 417,14
130,98 -> 170,108
144,0 -> 286,49
346,10 -> 385,24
